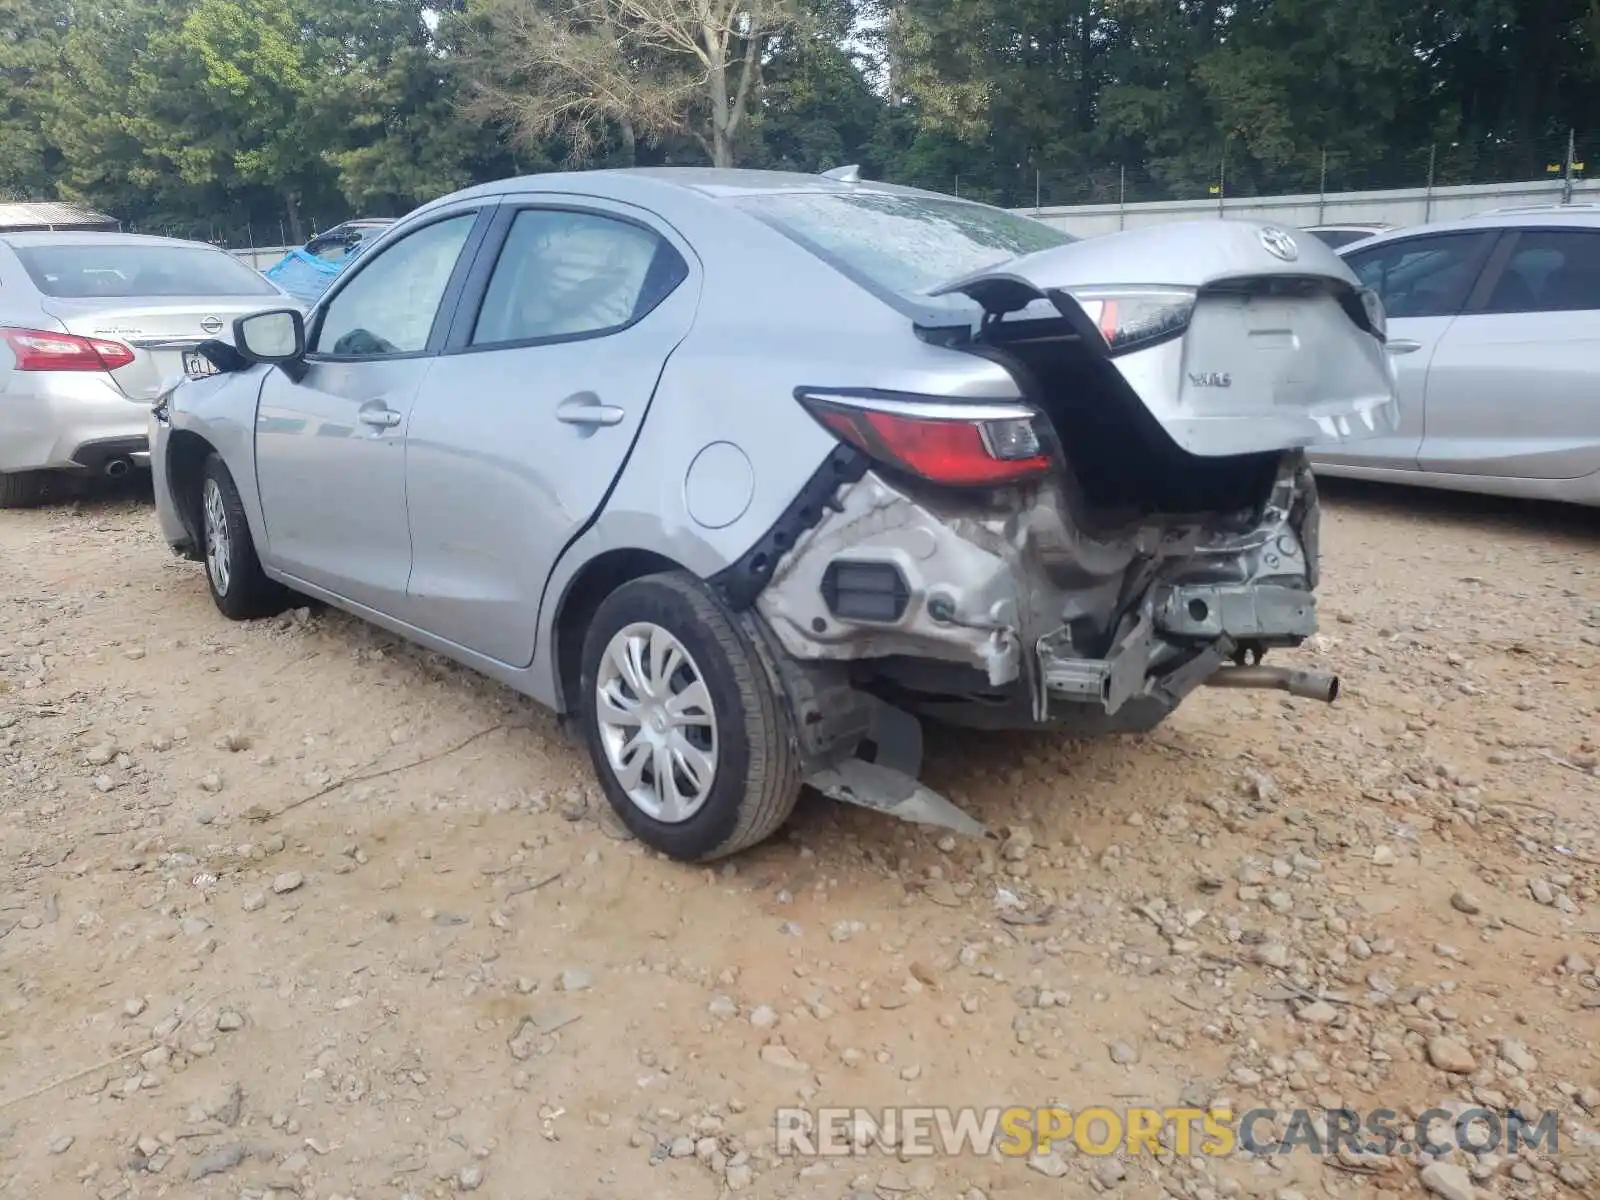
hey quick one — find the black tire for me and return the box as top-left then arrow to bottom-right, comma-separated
578,571 -> 802,862
0,470 -> 46,510
199,453 -> 290,620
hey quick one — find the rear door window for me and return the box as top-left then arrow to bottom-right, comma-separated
1343,231 -> 1497,318
470,208 -> 686,347
1478,229 -> 1600,313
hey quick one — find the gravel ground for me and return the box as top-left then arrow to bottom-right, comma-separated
0,479 -> 1597,1200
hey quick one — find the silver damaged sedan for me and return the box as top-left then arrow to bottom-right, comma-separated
150,168 -> 1399,861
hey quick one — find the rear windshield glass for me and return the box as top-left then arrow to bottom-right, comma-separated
13,243 -> 278,299
730,191 -> 1075,311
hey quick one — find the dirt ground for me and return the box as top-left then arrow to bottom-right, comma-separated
0,479 -> 1597,1200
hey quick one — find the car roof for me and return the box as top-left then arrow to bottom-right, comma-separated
0,230 -> 230,251
435,166 -> 958,211
1345,207 -> 1600,252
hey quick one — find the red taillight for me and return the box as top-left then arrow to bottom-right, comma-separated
2,327 -> 136,372
800,391 -> 1054,487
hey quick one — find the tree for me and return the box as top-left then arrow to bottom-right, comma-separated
0,0 -> 68,200
311,0 -> 513,214
461,0 -> 802,167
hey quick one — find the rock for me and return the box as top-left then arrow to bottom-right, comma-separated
198,772 -> 224,794
1372,845 -> 1397,866
1529,878 -> 1555,906
271,871 -> 304,895
122,997 -> 147,1019
707,995 -> 738,1019
1109,1040 -> 1139,1065
558,968 -> 592,992
1449,889 -> 1482,915
669,1135 -> 695,1158
1298,1001 -> 1339,1025
210,1081 -> 244,1127
749,1005 -> 778,1029
240,891 -> 267,912
1497,1039 -> 1538,1072
1095,1159 -> 1127,1188
48,1134 -> 74,1154
1419,1161 -> 1476,1200
1426,1035 -> 1477,1074
187,1142 -> 245,1181
759,1043 -> 808,1072
458,1163 -> 485,1191
1001,827 -> 1035,861
1254,941 -> 1291,969
216,1010 -> 245,1032
726,1162 -> 754,1190
1557,1163 -> 1592,1189
1028,1151 -> 1069,1178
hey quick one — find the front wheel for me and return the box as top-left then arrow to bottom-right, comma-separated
578,572 -> 802,862
199,453 -> 289,620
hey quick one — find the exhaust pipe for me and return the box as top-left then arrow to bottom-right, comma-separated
1204,665 -> 1340,703
103,457 -> 132,479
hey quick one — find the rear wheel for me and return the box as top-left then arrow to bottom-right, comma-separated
200,453 -> 289,620
0,470 -> 46,510
578,572 -> 802,862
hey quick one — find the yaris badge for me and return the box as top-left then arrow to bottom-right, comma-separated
1258,226 -> 1299,261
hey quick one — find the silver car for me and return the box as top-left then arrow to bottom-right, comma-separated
1310,208 -> 1600,505
0,231 -> 289,507
150,168 -> 1397,861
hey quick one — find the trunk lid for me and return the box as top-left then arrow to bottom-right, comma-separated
930,220 -> 1399,459
42,296 -> 273,401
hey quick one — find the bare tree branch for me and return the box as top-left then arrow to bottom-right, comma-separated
459,0 -> 800,167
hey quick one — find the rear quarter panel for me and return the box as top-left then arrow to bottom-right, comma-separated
528,182 -> 1023,704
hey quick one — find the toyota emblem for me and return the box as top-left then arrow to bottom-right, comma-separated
1257,226 -> 1299,262
199,316 -> 224,336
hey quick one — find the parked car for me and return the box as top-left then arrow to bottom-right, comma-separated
150,169 -> 1396,860
1302,223 -> 1391,249
0,231 -> 293,507
263,219 -> 395,304
1309,209 -> 1600,505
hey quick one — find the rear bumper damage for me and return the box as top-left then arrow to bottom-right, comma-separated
741,451 -> 1333,839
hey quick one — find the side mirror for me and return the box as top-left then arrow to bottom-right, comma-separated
234,308 -> 304,361
233,309 -> 307,381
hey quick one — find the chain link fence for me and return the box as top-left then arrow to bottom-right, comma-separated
896,133 -> 1589,211
122,133 -> 1590,252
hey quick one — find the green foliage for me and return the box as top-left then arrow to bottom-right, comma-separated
0,0 -> 1595,240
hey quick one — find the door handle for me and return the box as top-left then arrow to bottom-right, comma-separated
1385,339 -> 1423,355
358,404 -> 402,428
556,392 -> 625,428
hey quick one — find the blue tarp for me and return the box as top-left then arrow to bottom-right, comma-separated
263,247 -> 348,304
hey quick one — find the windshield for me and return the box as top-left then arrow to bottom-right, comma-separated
731,190 -> 1075,312
14,243 -> 279,299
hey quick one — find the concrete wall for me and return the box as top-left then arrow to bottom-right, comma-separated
1021,177 -> 1600,237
